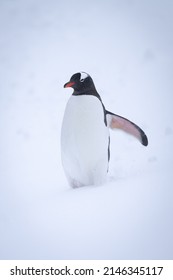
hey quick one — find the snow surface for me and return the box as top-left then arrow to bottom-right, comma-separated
0,0 -> 173,259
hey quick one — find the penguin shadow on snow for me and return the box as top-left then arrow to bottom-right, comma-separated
61,72 -> 148,189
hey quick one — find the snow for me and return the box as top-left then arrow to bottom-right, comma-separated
0,0 -> 173,259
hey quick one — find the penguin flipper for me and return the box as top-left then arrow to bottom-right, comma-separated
106,111 -> 148,146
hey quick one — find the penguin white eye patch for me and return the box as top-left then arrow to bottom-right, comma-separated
80,72 -> 89,82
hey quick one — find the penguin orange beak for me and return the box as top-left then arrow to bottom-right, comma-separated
64,81 -> 75,88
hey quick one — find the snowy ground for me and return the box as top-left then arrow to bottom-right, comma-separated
0,0 -> 173,259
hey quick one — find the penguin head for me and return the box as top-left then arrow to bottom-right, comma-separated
64,72 -> 96,94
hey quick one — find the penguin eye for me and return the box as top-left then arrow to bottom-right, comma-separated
80,72 -> 89,83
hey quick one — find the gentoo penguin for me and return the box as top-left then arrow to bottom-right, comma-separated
61,72 -> 148,188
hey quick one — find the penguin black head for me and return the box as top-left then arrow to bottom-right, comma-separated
64,72 -> 97,95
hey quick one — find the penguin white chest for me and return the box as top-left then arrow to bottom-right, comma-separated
61,95 -> 109,187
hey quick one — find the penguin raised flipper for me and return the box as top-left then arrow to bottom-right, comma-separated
61,72 -> 148,188
106,111 -> 148,146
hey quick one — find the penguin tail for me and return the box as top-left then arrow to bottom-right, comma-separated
106,111 -> 148,146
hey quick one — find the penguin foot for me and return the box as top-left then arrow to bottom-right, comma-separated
68,177 -> 85,188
